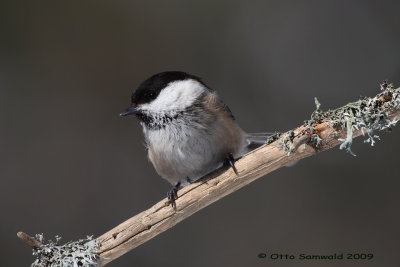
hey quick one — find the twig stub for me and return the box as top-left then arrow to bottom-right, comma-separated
17,232 -> 42,248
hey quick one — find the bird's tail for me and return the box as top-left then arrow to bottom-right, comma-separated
245,132 -> 299,167
245,132 -> 276,150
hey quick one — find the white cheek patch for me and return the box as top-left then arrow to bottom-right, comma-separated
139,79 -> 205,113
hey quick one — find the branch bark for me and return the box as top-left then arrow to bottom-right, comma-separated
17,85 -> 400,266
17,232 -> 42,248
95,87 -> 400,266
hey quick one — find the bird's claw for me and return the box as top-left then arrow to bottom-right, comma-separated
224,153 -> 238,175
167,182 -> 180,209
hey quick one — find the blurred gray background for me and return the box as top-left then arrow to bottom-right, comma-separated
1,1 -> 400,266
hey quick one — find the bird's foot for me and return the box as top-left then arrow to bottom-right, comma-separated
224,153 -> 238,175
167,182 -> 181,209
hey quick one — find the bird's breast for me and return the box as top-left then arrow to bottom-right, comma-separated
142,117 -> 246,185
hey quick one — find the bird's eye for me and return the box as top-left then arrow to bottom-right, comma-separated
147,91 -> 156,99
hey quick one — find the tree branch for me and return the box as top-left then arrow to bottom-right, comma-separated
96,84 -> 400,265
19,84 -> 400,266
17,232 -> 42,248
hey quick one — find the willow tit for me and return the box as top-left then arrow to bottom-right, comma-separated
120,71 -> 270,208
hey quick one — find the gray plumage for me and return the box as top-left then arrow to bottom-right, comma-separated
120,71 -> 270,188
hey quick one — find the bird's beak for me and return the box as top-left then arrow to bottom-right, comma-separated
119,106 -> 138,117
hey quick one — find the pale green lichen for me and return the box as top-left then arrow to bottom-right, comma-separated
265,132 -> 282,145
310,132 -> 322,148
31,234 -> 99,267
306,82 -> 400,155
337,109 -> 356,156
279,130 -> 295,155
258,83 -> 398,156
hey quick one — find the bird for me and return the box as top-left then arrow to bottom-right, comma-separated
120,71 -> 271,208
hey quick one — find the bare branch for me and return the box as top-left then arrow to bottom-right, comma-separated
18,84 -> 400,266
95,85 -> 400,265
17,232 -> 42,248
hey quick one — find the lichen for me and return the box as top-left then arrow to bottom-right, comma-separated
31,234 -> 99,267
265,132 -> 282,145
310,132 -> 322,148
305,82 -> 400,155
279,130 -> 295,155
338,109 -> 356,156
